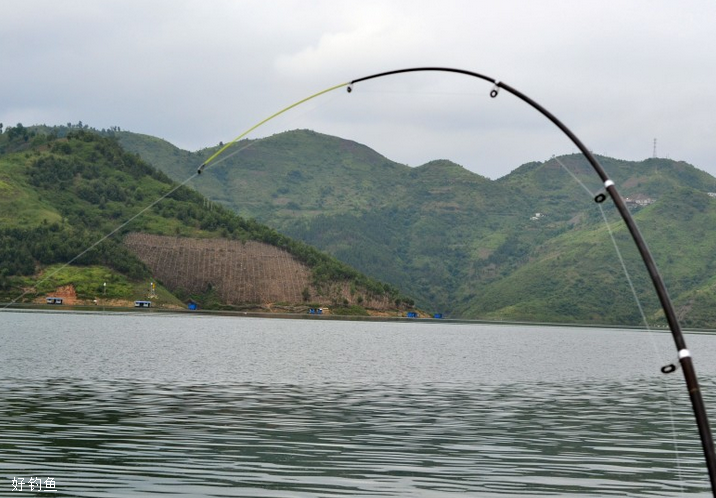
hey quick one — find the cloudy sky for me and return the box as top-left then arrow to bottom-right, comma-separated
2,0 -> 714,179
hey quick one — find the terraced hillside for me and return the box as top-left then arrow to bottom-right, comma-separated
124,233 -> 399,310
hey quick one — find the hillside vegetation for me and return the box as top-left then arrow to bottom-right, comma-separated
0,125 -> 412,313
115,128 -> 716,327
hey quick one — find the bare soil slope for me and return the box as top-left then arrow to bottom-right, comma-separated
124,233 -> 396,309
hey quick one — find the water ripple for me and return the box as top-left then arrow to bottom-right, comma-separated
1,378 -> 713,497
3,314 -> 716,496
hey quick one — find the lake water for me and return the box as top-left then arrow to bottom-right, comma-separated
2,311 -> 716,497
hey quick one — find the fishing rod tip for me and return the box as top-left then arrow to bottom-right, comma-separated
197,163 -> 206,175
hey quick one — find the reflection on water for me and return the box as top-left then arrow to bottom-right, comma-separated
1,312 -> 715,496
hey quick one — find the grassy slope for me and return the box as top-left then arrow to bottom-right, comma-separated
0,128 -> 410,310
0,151 -> 63,227
458,187 -> 716,326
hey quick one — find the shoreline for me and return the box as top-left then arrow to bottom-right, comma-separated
3,302 -> 714,334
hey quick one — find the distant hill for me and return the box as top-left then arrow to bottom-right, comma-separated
115,128 -> 716,327
0,125 -> 413,314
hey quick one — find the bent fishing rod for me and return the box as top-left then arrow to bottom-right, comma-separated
198,67 -> 716,494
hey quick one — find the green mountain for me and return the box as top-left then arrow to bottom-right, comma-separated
114,128 -> 716,327
0,125 -> 412,314
114,130 -> 527,312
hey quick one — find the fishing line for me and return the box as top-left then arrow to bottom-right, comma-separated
3,174 -> 198,310
197,84 -> 347,174
347,88 -> 485,97
554,154 -> 687,493
593,190 -> 686,486
553,157 -> 653,331
198,82 -> 348,174
554,156 -> 678,367
4,82 -> 349,309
